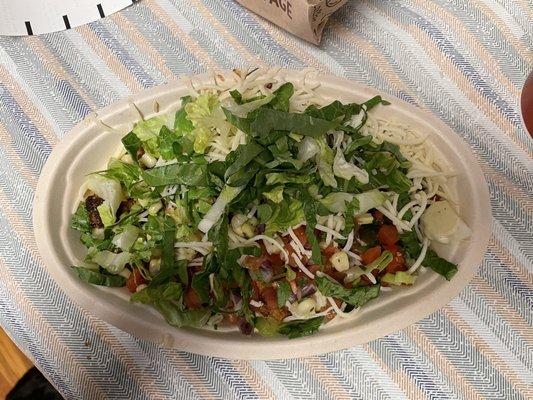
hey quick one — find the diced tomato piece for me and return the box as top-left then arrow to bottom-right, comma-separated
383,244 -> 406,273
383,244 -> 398,253
308,264 -> 321,274
243,250 -> 284,271
281,236 -> 308,268
225,313 -> 239,324
126,268 -> 146,293
322,245 -> 338,259
251,280 -> 261,301
292,226 -> 311,249
261,286 -> 278,310
373,210 -> 385,222
378,225 -> 399,245
289,279 -> 298,294
324,266 -> 347,283
269,252 -> 285,268
361,246 -> 382,265
269,308 -> 289,322
183,288 -> 203,309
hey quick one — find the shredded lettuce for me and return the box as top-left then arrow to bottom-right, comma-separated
223,94 -> 275,118
297,137 -> 319,162
71,81 -> 461,339
333,149 -> 369,184
132,116 -> 168,157
92,250 -> 131,274
263,186 -> 284,203
112,225 -> 139,251
264,198 -> 305,235
381,271 -> 417,286
198,185 -> 243,233
316,138 -> 337,188
185,94 -> 229,153
320,192 -> 353,213
354,190 -> 388,214
86,175 -> 123,225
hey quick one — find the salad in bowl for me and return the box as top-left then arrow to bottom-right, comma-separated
70,68 -> 471,339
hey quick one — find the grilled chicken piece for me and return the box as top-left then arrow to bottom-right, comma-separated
85,195 -> 104,229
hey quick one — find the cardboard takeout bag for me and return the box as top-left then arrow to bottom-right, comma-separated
235,0 -> 347,44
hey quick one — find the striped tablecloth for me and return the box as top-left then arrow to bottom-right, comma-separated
0,1 -> 531,399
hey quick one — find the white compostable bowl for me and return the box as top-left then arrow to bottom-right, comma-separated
33,70 -> 491,359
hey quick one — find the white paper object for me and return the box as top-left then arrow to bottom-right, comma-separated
0,0 -> 135,36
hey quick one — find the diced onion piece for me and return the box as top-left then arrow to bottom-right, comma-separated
330,251 -> 350,272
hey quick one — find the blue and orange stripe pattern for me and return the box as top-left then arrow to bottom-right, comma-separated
0,0 -> 531,398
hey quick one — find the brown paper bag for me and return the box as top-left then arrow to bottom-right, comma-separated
235,0 -> 347,44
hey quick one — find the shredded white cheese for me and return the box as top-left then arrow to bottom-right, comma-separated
408,192 -> 428,228
287,227 -> 311,258
175,241 -> 212,248
343,231 -> 354,252
326,297 -> 359,319
408,237 -> 430,273
315,224 -> 346,240
249,300 -> 264,308
239,234 -> 289,262
375,206 -> 411,232
289,240 -> 302,259
292,254 -> 315,279
283,307 -> 334,322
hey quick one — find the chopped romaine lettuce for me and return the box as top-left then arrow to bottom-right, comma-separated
71,79 -> 461,339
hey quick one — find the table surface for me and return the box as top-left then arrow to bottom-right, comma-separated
0,1 -> 531,399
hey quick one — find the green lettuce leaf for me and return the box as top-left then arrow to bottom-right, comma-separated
305,100 -> 361,122
185,93 -> 228,154
99,159 -> 141,195
71,203 -> 91,233
251,109 -> 336,138
279,316 -> 324,339
142,163 -> 209,187
265,172 -> 311,186
224,141 -> 265,180
154,302 -> 211,328
132,115 -> 168,157
130,281 -> 183,304
150,217 -> 180,286
316,138 -> 337,188
265,198 -> 305,235
320,192 -> 354,213
315,276 -> 380,307
73,266 -> 126,287
269,82 -> 294,112
381,271 -> 416,286
121,131 -> 142,163
174,97 -> 194,133
263,186 -> 284,203
298,190 -> 324,264
277,280 -> 292,307
255,317 -> 281,337
400,231 -> 458,280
